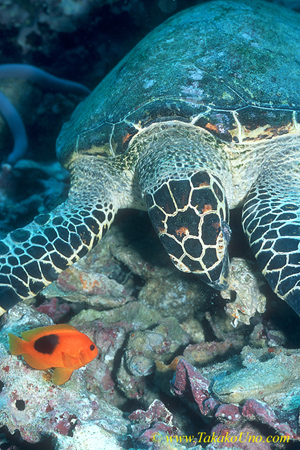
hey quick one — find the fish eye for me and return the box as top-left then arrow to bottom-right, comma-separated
90,344 -> 95,351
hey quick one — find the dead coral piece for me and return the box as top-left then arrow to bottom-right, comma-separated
171,355 -> 300,443
125,318 -> 190,377
105,220 -> 212,319
70,301 -> 161,331
171,359 -> 220,418
80,321 -> 127,408
221,257 -> 266,326
105,220 -> 171,280
242,399 -> 297,439
129,399 -> 183,448
179,316 -> 205,343
43,265 -> 133,307
55,423 -> 125,450
0,303 -> 53,344
249,322 -> 287,348
183,339 -> 241,366
35,297 -> 71,323
138,273 -> 206,320
212,346 -> 300,409
117,354 -> 147,402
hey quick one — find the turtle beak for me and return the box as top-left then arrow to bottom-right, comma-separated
206,219 -> 231,290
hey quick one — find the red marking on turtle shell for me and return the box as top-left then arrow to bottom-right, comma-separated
195,181 -> 209,187
202,204 -> 212,213
122,132 -> 133,144
175,227 -> 189,237
205,122 -> 219,133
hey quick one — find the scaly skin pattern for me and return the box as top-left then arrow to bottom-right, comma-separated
135,122 -> 231,288
0,157 -> 131,309
242,137 -> 300,311
1,0 -> 300,312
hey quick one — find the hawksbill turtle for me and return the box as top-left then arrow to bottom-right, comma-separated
1,0 -> 300,314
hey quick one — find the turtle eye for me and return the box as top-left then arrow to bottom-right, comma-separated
90,344 -> 95,351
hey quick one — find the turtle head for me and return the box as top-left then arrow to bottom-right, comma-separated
145,171 -> 231,290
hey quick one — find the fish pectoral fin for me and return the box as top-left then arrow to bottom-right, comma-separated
79,349 -> 86,365
61,352 -> 79,368
52,367 -> 73,385
22,353 -> 51,370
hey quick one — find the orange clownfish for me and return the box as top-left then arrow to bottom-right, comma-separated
8,324 -> 98,385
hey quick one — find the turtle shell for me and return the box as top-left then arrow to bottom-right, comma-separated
56,0 -> 300,167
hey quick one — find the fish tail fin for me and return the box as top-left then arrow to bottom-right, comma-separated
8,333 -> 24,355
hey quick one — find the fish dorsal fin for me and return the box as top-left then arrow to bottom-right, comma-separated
22,353 -> 52,370
62,352 -> 79,368
52,367 -> 74,385
21,324 -> 77,341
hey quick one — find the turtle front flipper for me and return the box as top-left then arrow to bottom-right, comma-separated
242,146 -> 300,315
0,156 -> 125,310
